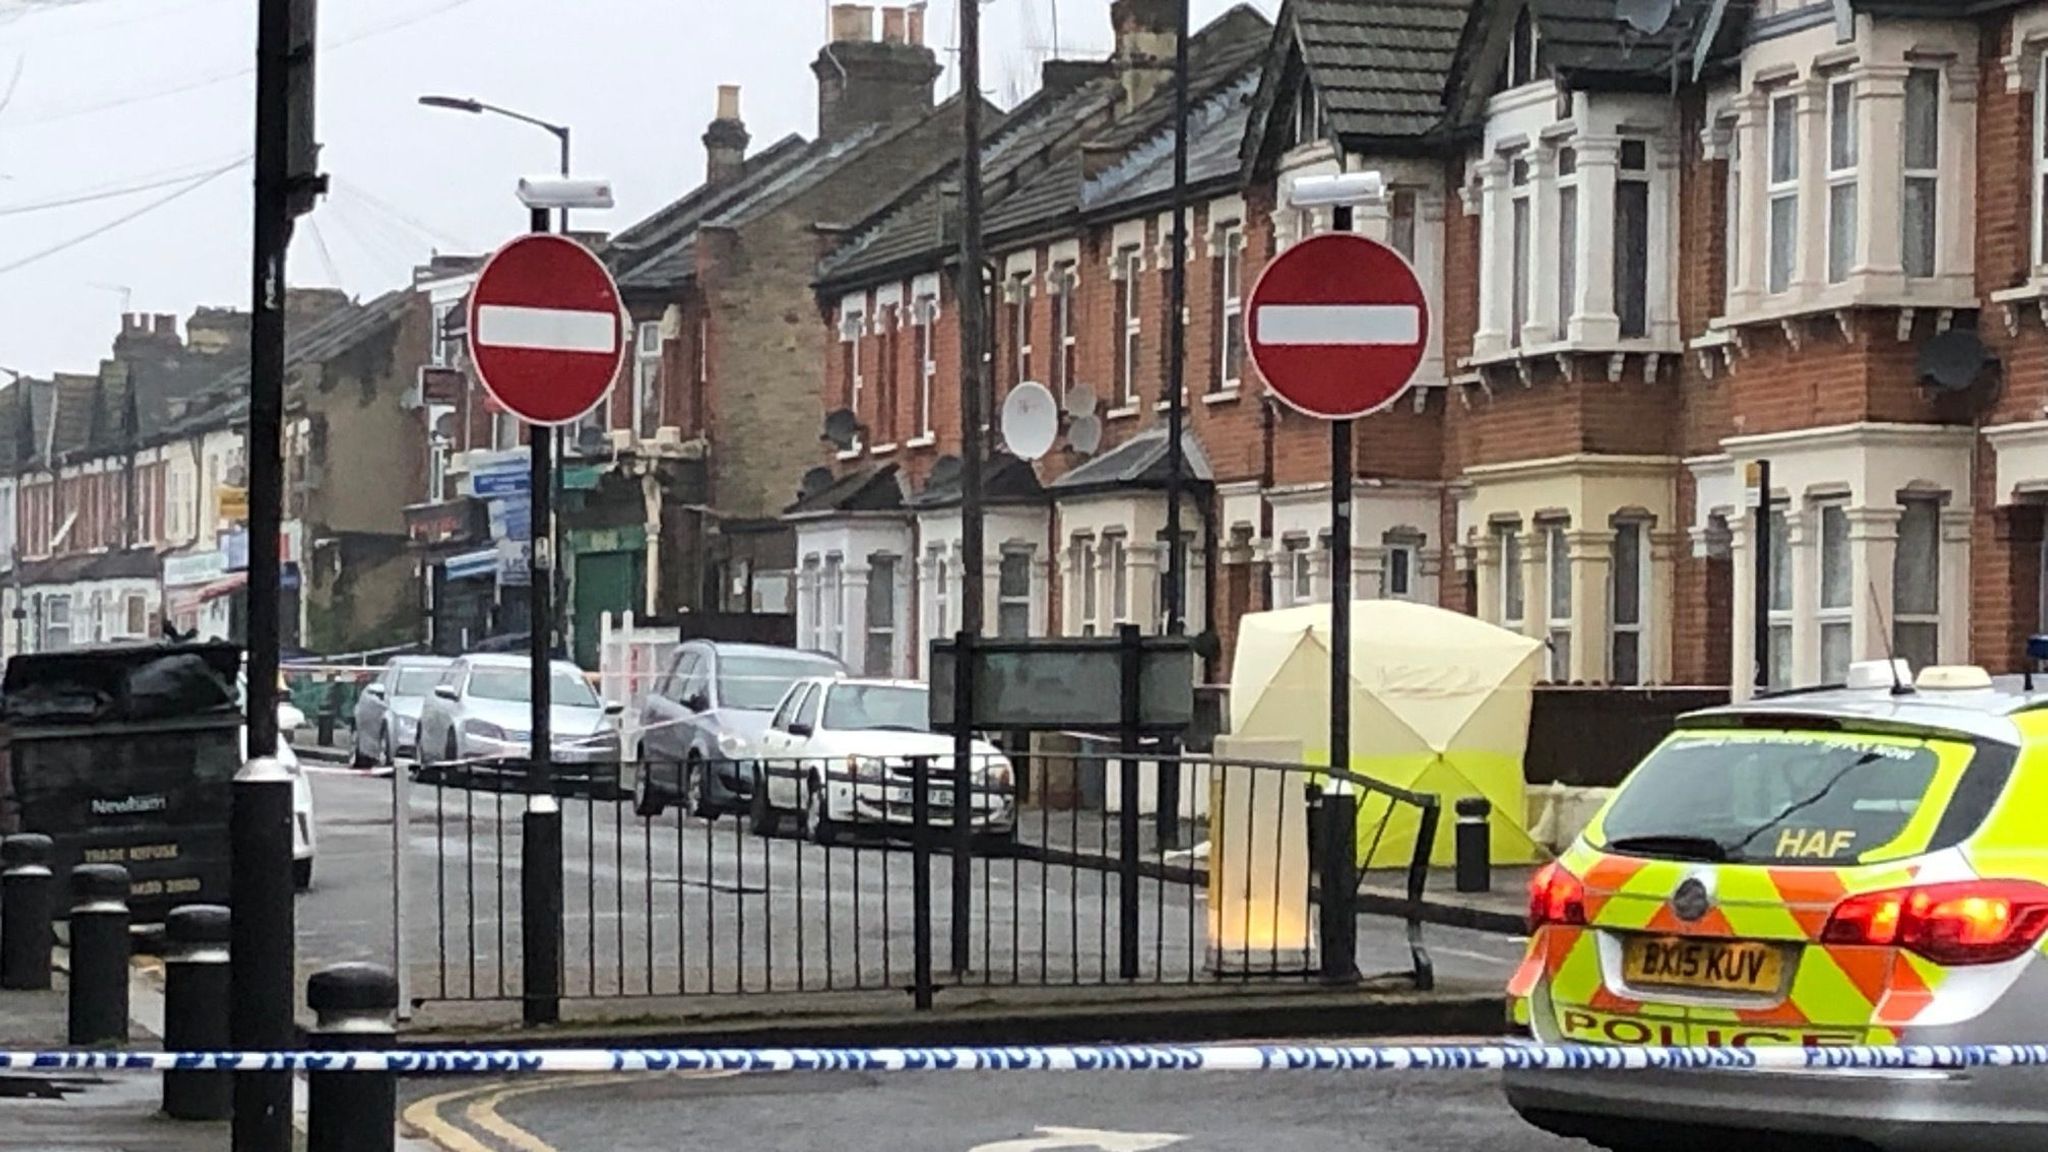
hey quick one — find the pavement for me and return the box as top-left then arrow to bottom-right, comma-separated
297,769 -> 1531,1039
396,1039 -> 1587,1152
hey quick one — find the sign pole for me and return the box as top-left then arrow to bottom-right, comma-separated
1750,459 -> 1772,696
522,202 -> 563,1028
1329,420 -> 1351,780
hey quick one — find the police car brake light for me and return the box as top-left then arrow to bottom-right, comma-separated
1822,879 -> 2048,966
1528,862 -> 1586,931
1845,659 -> 1913,690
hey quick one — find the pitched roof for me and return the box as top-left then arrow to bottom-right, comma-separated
906,453 -> 1045,508
167,289 -> 414,437
49,374 -> 97,463
1527,0 -> 1718,88
783,463 -> 907,517
1048,425 -> 1213,492
607,134 -> 813,294
1083,72 -> 1260,214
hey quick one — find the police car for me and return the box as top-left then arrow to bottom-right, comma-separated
1505,657 -> 2048,1151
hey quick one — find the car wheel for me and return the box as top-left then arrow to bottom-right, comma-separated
292,857 -> 313,892
748,770 -> 778,838
687,755 -> 714,820
634,763 -> 667,818
805,779 -> 838,847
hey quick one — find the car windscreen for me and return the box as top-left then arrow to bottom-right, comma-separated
465,667 -> 600,708
823,684 -> 929,732
1593,728 -> 1993,866
392,667 -> 444,698
718,654 -> 841,711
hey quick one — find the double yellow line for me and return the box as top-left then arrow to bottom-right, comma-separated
402,1070 -> 736,1152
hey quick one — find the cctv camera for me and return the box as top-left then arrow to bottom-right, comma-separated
1287,172 -> 1386,209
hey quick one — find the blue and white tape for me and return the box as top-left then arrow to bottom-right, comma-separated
7,1043 -> 2048,1075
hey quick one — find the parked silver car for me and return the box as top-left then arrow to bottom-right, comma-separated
351,655 -> 453,767
632,641 -> 846,819
415,655 -> 624,795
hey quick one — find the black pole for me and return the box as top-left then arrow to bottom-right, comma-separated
305,963 -> 399,1152
523,202 -> 565,1028
949,631 -> 972,974
1156,0 -> 1192,856
952,0 -> 986,979
1318,788 -> 1359,985
911,754 -> 934,1010
163,905 -> 233,1122
1330,421 -> 1352,776
1118,623 -> 1141,981
237,1 -> 298,1141
66,864 -> 129,1047
0,833 -> 54,991
1752,459 -> 1772,694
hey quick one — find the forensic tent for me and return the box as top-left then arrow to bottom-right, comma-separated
1229,601 -> 1546,868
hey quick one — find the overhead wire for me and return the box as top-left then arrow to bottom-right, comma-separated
0,155 -> 240,275
0,151 -> 248,215
299,216 -> 344,289
330,176 -> 477,253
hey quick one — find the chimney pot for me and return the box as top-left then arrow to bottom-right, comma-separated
880,6 -> 906,43
906,2 -> 924,46
812,3 -> 939,139
830,3 -> 873,43
154,313 -> 176,336
716,83 -> 741,121
704,84 -> 752,186
1110,0 -> 1177,113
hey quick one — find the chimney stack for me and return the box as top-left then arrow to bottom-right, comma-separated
704,84 -> 751,187
1110,0 -> 1176,114
812,3 -> 940,140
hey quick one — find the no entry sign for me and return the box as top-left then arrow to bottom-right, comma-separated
1245,233 -> 1431,421
466,234 -> 627,426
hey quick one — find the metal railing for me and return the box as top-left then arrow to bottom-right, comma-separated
396,748 -> 1441,1012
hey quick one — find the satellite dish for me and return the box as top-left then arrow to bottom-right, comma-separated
929,454 -> 963,491
1000,381 -> 1058,461
799,466 -> 835,500
1066,382 -> 1099,420
821,408 -> 861,450
1067,414 -> 1102,457
1616,0 -> 1675,34
1917,329 -> 1997,393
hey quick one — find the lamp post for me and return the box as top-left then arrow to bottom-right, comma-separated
419,94 -> 575,662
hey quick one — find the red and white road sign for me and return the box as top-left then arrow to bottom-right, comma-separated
465,233 -> 627,426
1245,232 -> 1432,421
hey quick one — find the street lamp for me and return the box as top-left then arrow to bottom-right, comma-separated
417,94 -> 573,226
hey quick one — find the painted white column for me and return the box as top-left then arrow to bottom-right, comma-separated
1727,516 -> 1759,701
1572,138 -> 1622,345
1519,529 -> 1546,644
1650,530 -> 1683,686
1059,540 -> 1081,637
1649,138 -> 1682,345
1792,76 -> 1829,302
1419,191 -> 1449,384
1788,509 -> 1819,688
1354,543 -> 1386,605
1940,508 -> 1974,665
1311,533 -> 1333,604
1525,148 -> 1559,348
1855,64 -> 1908,293
1031,548 -> 1052,638
1730,93 -> 1768,317
794,563 -> 818,649
1941,62 -> 1981,296
1473,158 -> 1513,359
1129,544 -> 1160,634
843,565 -> 870,672
1567,530 -> 1612,684
1846,507 -> 1901,665
1472,534 -> 1502,627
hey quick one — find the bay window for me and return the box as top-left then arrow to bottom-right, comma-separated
1510,156 -> 1531,348
1768,92 -> 1799,295
1724,119 -> 1741,301
1107,535 -> 1129,624
823,555 -> 845,659
877,306 -> 901,445
931,547 -> 953,640
1546,524 -> 1572,681
1557,148 -> 1578,341
1285,537 -> 1314,606
1077,537 -> 1099,636
1892,500 -> 1940,671
1616,140 -> 1650,338
1498,525 -> 1525,630
864,556 -> 896,676
1818,503 -> 1851,683
1383,532 -> 1421,601
999,550 -> 1032,638
1902,68 -> 1940,280
1767,508 -> 1792,690
1826,77 -> 1858,285
1610,521 -> 1646,686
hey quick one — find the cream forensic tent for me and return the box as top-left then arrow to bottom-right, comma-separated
1229,601 -> 1546,868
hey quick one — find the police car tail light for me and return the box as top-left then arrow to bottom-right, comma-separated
1822,880 -> 2048,965
1528,862 -> 1587,931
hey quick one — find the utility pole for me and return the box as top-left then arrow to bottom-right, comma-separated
951,0 -> 985,976
1158,0 -> 1191,852
235,1 -> 322,1150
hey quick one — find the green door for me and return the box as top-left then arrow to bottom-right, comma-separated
571,549 -> 641,669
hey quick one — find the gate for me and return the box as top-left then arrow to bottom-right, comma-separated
394,749 -> 1441,1014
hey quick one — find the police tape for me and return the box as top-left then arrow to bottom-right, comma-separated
7,1043 -> 2048,1075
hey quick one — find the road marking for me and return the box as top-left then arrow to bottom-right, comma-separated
1255,303 -> 1420,345
402,1085 -> 501,1152
970,1127 -> 1186,1152
475,304 -> 618,353
404,1070 -> 737,1152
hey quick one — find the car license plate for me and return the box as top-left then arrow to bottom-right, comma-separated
1622,936 -> 1784,994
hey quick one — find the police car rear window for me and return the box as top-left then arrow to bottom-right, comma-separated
1596,730 -> 1997,866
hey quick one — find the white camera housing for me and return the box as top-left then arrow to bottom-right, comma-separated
517,177 -> 616,211
1287,171 -> 1386,209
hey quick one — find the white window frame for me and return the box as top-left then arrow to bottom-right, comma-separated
822,554 -> 845,660
1116,246 -> 1143,409
1216,222 -> 1244,393
913,294 -> 937,440
1545,524 -> 1572,681
1076,536 -> 1099,637
931,547 -> 953,640
1768,91 -> 1800,295
839,309 -> 866,452
1382,533 -> 1420,601
1767,507 -> 1793,690
124,592 -> 147,638
1050,263 -> 1077,402
1816,502 -> 1852,683
1902,67 -> 1941,281
1285,536 -> 1314,606
1556,146 -> 1579,341
1389,190 -> 1418,262
1825,76 -> 1858,286
1616,139 -> 1652,339
1498,525 -> 1525,630
998,548 -> 1033,639
430,300 -> 457,367
1609,520 -> 1649,687
44,594 -> 70,651
1723,116 -> 1741,300
801,557 -> 822,649
634,320 -> 662,440
1107,534 -> 1130,625
1007,270 -> 1034,388
1509,155 -> 1532,348
1892,499 -> 1940,671
864,555 -> 897,677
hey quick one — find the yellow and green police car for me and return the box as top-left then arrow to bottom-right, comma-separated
1505,659 -> 2048,1151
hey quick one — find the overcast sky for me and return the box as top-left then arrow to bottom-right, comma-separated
0,0 -> 1275,378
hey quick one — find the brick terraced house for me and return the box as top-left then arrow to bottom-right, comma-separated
781,0 -> 2048,700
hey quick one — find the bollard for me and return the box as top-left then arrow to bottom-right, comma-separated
1455,796 -> 1492,894
306,962 -> 399,1152
1,833 -> 55,991
1318,786 -> 1360,986
67,863 -> 131,1047
162,905 -> 232,1121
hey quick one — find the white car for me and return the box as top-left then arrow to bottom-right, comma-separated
751,677 -> 1015,845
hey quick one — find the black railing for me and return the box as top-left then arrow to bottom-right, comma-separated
401,748 -> 1441,1010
